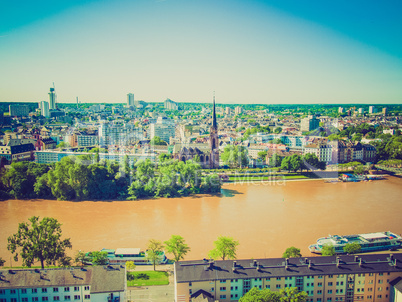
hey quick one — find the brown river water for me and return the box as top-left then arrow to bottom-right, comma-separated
1,177 -> 402,267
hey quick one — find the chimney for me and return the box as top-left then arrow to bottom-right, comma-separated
336,257 -> 340,268
308,260 -> 312,269
253,260 -> 257,267
359,258 -> 362,267
232,261 -> 237,272
285,258 -> 289,270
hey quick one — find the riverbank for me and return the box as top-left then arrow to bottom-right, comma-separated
1,177 -> 401,268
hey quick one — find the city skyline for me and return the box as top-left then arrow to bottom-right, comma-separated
1,0 -> 402,104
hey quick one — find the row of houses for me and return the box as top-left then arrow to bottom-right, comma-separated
2,254 -> 402,302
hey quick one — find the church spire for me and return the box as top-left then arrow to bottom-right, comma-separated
212,91 -> 217,129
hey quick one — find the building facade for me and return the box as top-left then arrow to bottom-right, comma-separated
149,117 -> 176,143
164,99 -> 179,110
300,115 -> 320,132
40,101 -> 50,118
9,105 -> 29,117
0,265 -> 126,302
127,93 -> 134,107
0,143 -> 35,164
175,253 -> 402,302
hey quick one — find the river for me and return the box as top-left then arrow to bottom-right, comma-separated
1,177 -> 401,266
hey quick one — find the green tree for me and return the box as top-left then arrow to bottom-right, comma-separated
164,235 -> 191,262
88,251 -> 109,265
343,243 -> 361,254
321,244 -> 336,256
7,216 -> 72,269
221,145 -> 249,168
126,260 -> 136,271
0,257 -> 5,266
270,153 -> 282,167
75,250 -> 90,267
279,287 -> 308,302
282,247 -> 302,258
146,239 -> 164,271
280,156 -> 291,172
258,150 -> 268,161
150,136 -> 167,146
274,127 -> 282,134
208,236 -> 239,260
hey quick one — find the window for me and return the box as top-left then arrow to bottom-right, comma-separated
84,296 -> 90,300
74,288 -> 79,292
32,289 -> 38,294
21,289 -> 27,294
378,287 -> 382,291
318,275 -> 323,279
0,291 -> 4,295
328,290 -> 332,294
265,278 -> 270,281
328,275 -> 333,278
377,295 -> 382,299
276,285 -> 281,289
64,288 -> 70,292
368,288 -> 373,292
211,288 -> 214,292
328,282 -> 333,286
276,277 -> 281,281
379,273 -> 383,276
317,290 -> 322,294
220,295 -> 226,299
220,287 -> 226,291
266,285 -> 270,289
42,289 -> 47,293
84,287 -> 89,291
32,298 -> 38,302
53,289 -> 59,293
11,299 -> 17,302
378,280 -> 383,284
42,298 -> 48,302
74,296 -> 80,300
220,280 -> 226,283
54,297 -> 60,301
22,298 -> 28,302
318,283 -> 323,287
0,298 -> 5,302
64,296 -> 70,301
10,290 -> 16,294
327,298 -> 332,302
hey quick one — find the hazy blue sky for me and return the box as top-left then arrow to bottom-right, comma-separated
1,0 -> 402,104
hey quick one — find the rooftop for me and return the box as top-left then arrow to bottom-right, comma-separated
175,253 -> 402,283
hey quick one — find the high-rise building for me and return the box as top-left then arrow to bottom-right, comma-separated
383,107 -> 388,116
127,93 -> 134,107
338,107 -> 344,114
358,108 -> 364,115
300,115 -> 320,132
235,106 -> 243,115
369,106 -> 376,114
9,105 -> 29,117
99,121 -> 143,148
149,116 -> 176,143
164,98 -> 179,110
40,101 -> 50,118
48,87 -> 56,110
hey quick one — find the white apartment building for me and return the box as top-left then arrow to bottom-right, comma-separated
0,266 -> 126,302
40,101 -> 50,118
149,116 -> 175,143
98,122 -> 143,147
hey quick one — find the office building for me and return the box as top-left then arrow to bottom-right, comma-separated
49,87 -> 56,110
175,253 -> 402,302
300,115 -> 320,132
9,105 -> 29,117
98,122 -> 143,148
235,107 -> 243,115
149,117 -> 176,143
338,107 -> 344,114
127,93 -> 134,107
164,99 -> 179,110
369,106 -> 376,114
40,101 -> 50,118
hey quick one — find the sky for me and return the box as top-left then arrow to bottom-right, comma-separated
0,0 -> 402,104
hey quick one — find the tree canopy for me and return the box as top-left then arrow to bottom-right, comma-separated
7,216 -> 72,269
321,244 -> 336,256
282,247 -> 302,258
146,239 -> 165,270
343,243 -> 361,254
221,145 -> 249,168
208,236 -> 239,260
239,287 -> 307,302
164,235 -> 191,262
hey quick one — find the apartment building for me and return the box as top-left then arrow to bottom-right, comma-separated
0,265 -> 126,302
175,253 -> 402,302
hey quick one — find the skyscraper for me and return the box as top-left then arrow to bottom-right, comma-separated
48,87 -> 56,110
127,93 -> 134,107
40,101 -> 50,118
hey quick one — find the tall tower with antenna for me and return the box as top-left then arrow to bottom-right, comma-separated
48,83 -> 56,110
209,92 -> 219,168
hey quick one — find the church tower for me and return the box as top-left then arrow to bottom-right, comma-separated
209,93 -> 219,168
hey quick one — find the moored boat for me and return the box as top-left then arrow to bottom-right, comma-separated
309,231 -> 402,254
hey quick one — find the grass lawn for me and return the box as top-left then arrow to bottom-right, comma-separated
127,271 -> 169,287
